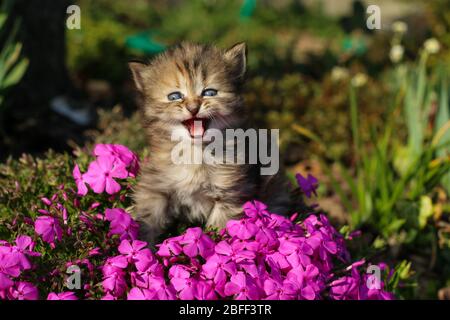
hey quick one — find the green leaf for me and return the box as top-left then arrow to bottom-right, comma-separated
435,71 -> 450,195
2,57 -> 28,89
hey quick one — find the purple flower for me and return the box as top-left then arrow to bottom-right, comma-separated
295,173 -> 318,198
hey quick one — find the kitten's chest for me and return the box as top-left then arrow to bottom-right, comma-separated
166,162 -> 215,203
164,164 -> 217,221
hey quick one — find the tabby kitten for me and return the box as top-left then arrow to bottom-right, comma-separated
129,42 -> 291,244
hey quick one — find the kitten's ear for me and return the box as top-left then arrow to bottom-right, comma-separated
224,42 -> 247,78
128,61 -> 147,92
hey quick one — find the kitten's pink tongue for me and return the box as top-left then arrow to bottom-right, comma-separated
185,119 -> 205,137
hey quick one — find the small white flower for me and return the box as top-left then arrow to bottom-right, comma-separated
389,44 -> 404,63
392,21 -> 408,34
330,66 -> 349,82
351,73 -> 368,87
424,38 -> 440,54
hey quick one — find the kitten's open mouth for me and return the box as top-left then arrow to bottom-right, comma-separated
182,118 -> 210,138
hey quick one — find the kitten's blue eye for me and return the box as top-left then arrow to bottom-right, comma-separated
168,92 -> 183,101
202,88 -> 218,97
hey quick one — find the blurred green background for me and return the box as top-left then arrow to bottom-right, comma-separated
1,0 -> 450,299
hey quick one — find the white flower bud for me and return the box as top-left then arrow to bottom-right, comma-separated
389,44 -> 404,63
330,66 -> 349,82
351,73 -> 368,87
392,21 -> 408,34
424,38 -> 440,54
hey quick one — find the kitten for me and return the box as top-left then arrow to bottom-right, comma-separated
129,42 -> 295,244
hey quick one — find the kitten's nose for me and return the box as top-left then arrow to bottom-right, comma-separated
186,104 -> 200,116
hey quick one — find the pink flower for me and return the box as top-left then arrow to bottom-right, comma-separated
0,253 -> 20,290
102,270 -> 128,297
147,278 -> 177,300
9,282 -> 39,300
127,287 -> 153,300
286,265 -> 320,300
132,264 -> 165,288
83,155 -> 128,195
215,240 -> 255,263
34,216 -> 63,244
102,256 -> 128,277
88,247 -> 101,256
254,226 -> 278,248
278,237 -> 313,268
263,279 -> 297,300
329,274 -> 360,300
243,200 -> 270,219
105,208 -> 139,240
47,292 -> 78,300
224,272 -> 261,300
202,254 -> 236,287
226,219 -> 258,240
101,293 -> 117,300
156,236 -> 183,257
94,144 -> 140,177
41,197 -> 52,206
73,164 -> 88,196
118,239 -> 154,269
0,236 -> 39,271
170,273 -> 197,300
0,190 -> 396,301
179,227 -> 215,259
195,281 -> 217,300
94,144 -> 133,166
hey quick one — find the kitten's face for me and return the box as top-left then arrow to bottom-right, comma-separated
130,42 -> 247,141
